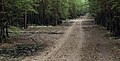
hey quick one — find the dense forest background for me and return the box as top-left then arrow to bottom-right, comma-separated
88,0 -> 120,36
0,0 -> 88,42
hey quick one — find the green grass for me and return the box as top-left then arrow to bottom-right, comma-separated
9,26 -> 21,36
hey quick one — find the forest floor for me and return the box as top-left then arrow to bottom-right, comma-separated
0,14 -> 120,61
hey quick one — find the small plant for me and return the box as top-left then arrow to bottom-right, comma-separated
105,32 -> 120,39
9,26 -> 21,36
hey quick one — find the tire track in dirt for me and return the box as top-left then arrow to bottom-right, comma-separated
45,21 -> 84,61
41,20 -> 78,61
43,15 -> 88,61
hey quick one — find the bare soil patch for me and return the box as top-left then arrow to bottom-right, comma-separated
81,20 -> 120,61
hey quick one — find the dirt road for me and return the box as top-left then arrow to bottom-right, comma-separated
40,19 -> 85,61
22,14 -> 114,61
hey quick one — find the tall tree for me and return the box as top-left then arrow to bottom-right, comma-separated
0,0 -> 8,42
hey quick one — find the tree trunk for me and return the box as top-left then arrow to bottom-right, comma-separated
6,22 -> 9,37
24,12 -> 27,29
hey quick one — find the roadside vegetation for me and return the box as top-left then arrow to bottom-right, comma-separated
88,0 -> 120,37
